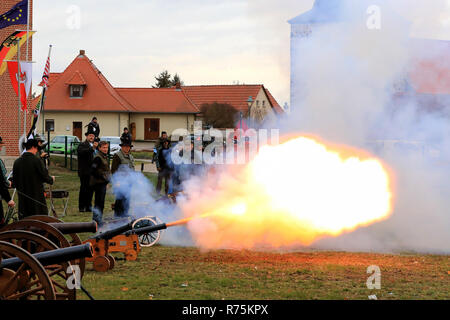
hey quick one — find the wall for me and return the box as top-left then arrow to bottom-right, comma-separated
42,112 -> 127,139
249,88 -> 277,124
130,113 -> 196,141
0,0 -> 33,156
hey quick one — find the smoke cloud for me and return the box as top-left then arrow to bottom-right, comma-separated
283,0 -> 450,254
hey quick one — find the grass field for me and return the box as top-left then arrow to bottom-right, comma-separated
33,157 -> 450,300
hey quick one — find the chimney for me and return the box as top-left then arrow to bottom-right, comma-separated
79,50 -> 85,56
175,82 -> 182,90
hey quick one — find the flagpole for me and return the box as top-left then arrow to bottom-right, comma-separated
25,0 -> 31,137
17,39 -> 21,141
40,45 -> 52,135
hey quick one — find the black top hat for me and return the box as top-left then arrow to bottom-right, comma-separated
85,127 -> 96,136
119,137 -> 133,147
34,134 -> 45,142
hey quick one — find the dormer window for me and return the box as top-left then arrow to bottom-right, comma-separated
70,85 -> 84,98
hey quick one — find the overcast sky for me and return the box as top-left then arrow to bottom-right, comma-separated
31,0 -> 450,106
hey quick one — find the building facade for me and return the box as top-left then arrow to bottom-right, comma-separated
0,0 -> 33,156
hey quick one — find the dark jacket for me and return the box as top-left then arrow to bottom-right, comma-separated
121,132 -> 132,142
77,140 -> 94,176
12,152 -> 53,218
156,146 -> 174,171
87,121 -> 100,137
0,158 -> 11,203
90,152 -> 111,186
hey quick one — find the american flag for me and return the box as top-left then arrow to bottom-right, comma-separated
41,48 -> 51,88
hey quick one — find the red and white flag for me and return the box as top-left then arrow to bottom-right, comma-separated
41,51 -> 51,88
7,61 -> 32,110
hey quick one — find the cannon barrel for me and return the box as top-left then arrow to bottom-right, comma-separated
92,221 -> 134,240
125,223 -> 167,236
0,243 -> 93,271
49,221 -> 98,234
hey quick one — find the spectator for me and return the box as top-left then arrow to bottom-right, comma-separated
121,127 -> 132,143
111,136 -> 135,217
0,137 -> 14,227
77,128 -> 96,212
152,131 -> 168,164
86,117 -> 100,138
90,141 -> 111,226
12,139 -> 55,219
155,139 -> 173,195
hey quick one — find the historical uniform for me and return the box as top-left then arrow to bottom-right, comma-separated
77,131 -> 95,212
86,117 -> 100,138
111,137 -> 135,217
12,147 -> 54,219
90,148 -> 111,225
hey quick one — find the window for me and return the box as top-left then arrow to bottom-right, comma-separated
262,101 -> 265,107
70,85 -> 84,98
45,119 -> 55,132
256,100 -> 260,107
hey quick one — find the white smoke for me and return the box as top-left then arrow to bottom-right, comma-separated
285,0 -> 450,253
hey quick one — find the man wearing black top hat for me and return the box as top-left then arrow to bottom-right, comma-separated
0,137 -> 15,226
77,128 -> 96,212
12,139 -> 55,219
111,135 -> 135,217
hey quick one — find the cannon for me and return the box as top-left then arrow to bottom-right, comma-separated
84,217 -> 163,272
1,218 -> 97,278
0,241 -> 93,300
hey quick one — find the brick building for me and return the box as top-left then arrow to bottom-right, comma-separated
0,0 -> 33,157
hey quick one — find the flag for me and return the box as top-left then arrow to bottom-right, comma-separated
0,0 -> 28,30
41,48 -> 51,88
7,61 -> 28,110
27,45 -> 52,138
0,30 -> 35,75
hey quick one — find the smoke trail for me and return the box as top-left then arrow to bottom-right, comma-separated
110,166 -> 194,246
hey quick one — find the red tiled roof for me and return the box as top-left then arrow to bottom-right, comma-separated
409,39 -> 450,95
116,88 -> 199,113
43,53 -> 133,112
182,85 -> 283,114
65,71 -> 87,86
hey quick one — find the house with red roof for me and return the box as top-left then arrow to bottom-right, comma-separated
38,50 -> 283,142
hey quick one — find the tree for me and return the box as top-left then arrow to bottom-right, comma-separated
153,70 -> 172,88
200,102 -> 238,128
171,73 -> 184,87
153,71 -> 184,88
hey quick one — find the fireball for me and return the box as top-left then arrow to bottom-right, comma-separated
180,136 -> 393,249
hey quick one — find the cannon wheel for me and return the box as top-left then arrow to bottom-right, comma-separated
1,220 -> 85,278
23,216 -> 86,278
0,241 -> 56,300
0,230 -> 76,300
131,217 -> 162,247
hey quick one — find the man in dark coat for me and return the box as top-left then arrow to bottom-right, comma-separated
77,129 -> 95,212
111,136 -> 135,217
90,141 -> 111,226
86,117 -> 100,138
121,127 -> 132,143
12,139 -> 55,219
155,139 -> 174,195
0,137 -> 14,227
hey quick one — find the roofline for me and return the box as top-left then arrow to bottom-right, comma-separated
43,110 -> 200,114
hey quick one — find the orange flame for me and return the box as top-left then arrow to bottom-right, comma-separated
179,136 -> 394,249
